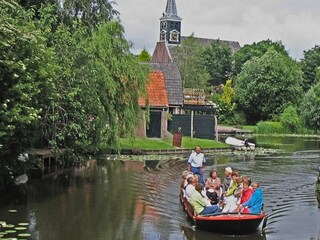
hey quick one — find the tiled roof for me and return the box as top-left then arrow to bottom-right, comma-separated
138,71 -> 169,108
147,62 -> 183,106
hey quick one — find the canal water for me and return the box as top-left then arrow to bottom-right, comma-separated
0,136 -> 319,240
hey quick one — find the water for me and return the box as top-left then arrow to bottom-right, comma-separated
0,136 -> 319,240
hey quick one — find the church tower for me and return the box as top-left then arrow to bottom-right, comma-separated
159,0 -> 182,45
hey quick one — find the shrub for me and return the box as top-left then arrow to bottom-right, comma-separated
257,121 -> 285,134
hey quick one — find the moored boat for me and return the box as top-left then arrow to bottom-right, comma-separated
180,193 -> 267,234
225,137 -> 255,151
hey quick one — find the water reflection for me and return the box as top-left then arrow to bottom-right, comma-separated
0,137 -> 320,240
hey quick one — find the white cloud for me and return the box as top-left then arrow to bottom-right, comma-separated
114,0 -> 320,59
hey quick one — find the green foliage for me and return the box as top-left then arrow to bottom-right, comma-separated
0,1 -> 149,188
300,82 -> 320,131
257,121 -> 285,134
279,105 -> 302,133
232,39 -> 288,77
216,80 -> 237,123
201,40 -> 232,86
0,0 -> 55,151
57,0 -> 119,30
234,49 -> 303,123
41,21 -> 149,158
173,34 -> 210,88
301,45 -> 320,92
137,48 -> 152,62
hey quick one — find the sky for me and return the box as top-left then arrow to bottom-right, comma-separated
114,0 -> 320,60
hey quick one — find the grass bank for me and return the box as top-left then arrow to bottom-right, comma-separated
120,137 -> 229,150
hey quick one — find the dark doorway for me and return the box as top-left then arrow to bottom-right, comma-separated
147,111 -> 161,138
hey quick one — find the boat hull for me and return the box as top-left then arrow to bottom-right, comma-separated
181,194 -> 266,234
225,137 -> 255,151
194,213 -> 265,234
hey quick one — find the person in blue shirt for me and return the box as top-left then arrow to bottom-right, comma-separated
238,181 -> 263,214
187,146 -> 206,185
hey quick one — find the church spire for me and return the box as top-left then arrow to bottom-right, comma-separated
162,0 -> 181,20
159,0 -> 182,44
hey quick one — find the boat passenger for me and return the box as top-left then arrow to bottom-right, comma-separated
222,172 -> 240,212
180,171 -> 193,198
238,182 -> 263,214
184,176 -> 196,200
222,167 -> 233,192
189,183 -> 221,215
187,146 -> 206,186
205,169 -> 222,204
234,177 -> 253,212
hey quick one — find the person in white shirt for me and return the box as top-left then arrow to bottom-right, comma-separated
187,146 -> 206,185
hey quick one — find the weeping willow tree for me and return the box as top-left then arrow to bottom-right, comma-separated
0,0 -> 149,188
38,9 -> 149,161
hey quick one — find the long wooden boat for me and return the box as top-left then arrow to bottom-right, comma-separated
225,137 -> 255,151
180,194 -> 267,234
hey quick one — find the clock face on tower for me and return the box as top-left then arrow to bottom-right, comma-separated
160,21 -> 167,29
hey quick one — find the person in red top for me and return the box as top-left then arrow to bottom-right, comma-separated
235,177 -> 253,212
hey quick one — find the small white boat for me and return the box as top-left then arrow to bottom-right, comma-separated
225,137 -> 255,150
14,173 -> 28,185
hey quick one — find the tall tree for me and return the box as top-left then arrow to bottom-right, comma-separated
173,34 -> 210,88
234,49 -> 303,123
216,79 -> 237,123
0,0 -> 55,152
57,0 -> 119,30
40,20 -> 149,159
201,40 -> 232,86
300,82 -> 320,132
232,40 -> 288,77
301,45 -> 320,92
137,48 -> 152,62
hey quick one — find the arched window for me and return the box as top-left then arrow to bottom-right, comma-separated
170,30 -> 179,42
160,30 -> 166,41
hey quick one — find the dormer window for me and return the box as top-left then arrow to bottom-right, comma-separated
160,30 -> 166,41
170,30 -> 179,42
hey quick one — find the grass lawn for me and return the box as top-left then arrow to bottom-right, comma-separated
120,136 -> 229,150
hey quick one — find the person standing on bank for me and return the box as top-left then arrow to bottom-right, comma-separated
187,146 -> 206,186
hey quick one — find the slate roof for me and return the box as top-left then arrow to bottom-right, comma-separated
138,71 -> 169,108
147,62 -> 183,106
160,0 -> 181,21
153,36 -> 240,64
180,36 -> 240,53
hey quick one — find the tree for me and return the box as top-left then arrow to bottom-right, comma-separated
301,45 -> 320,92
137,48 -> 152,62
201,40 -> 232,86
280,105 -> 301,133
173,34 -> 210,88
216,79 -> 236,123
232,40 -> 288,77
57,0 -> 119,30
40,20 -> 149,160
234,49 -> 303,123
0,0 -> 55,152
300,82 -> 320,132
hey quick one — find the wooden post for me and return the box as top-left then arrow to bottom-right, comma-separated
214,115 -> 218,142
191,110 -> 194,139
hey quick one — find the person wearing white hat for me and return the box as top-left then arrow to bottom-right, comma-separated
223,167 -> 233,192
